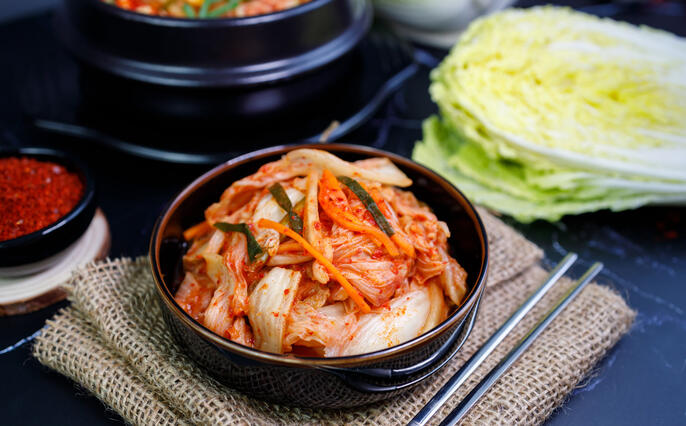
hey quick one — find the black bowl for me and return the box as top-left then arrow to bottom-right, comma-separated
0,147 -> 96,270
54,0 -> 372,125
149,144 -> 488,408
55,0 -> 372,87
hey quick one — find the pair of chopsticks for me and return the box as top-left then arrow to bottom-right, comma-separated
410,253 -> 602,426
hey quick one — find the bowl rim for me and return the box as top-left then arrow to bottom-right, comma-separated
149,143 -> 488,367
91,0 -> 339,27
0,147 -> 95,251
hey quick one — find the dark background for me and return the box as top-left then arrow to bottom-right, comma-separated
1,1 -> 685,425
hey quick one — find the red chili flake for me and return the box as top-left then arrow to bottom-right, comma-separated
291,263 -> 306,272
0,157 -> 84,241
371,247 -> 385,260
284,289 -> 290,295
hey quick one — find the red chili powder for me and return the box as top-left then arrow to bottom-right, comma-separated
0,157 -> 84,241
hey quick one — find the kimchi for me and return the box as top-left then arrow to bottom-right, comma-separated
176,149 -> 468,357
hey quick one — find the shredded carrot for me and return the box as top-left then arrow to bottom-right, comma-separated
318,170 -> 399,257
257,218 -> 372,313
183,221 -> 211,241
276,239 -> 305,254
363,184 -> 416,258
392,234 -> 415,257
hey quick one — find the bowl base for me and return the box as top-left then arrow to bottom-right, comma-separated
0,209 -> 110,316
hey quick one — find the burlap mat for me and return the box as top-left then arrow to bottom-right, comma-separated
33,209 -> 635,425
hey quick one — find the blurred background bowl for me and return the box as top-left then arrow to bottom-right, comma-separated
55,0 -> 372,87
373,0 -> 514,48
52,0 -> 373,130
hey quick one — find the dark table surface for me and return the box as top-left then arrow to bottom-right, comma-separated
1,1 -> 685,425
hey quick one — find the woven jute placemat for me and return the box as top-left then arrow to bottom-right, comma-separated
33,210 -> 635,425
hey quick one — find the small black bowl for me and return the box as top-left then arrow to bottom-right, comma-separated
150,144 -> 488,408
0,148 -> 96,272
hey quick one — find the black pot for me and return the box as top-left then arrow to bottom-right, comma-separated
150,144 -> 489,408
55,0 -> 372,87
54,0 -> 372,127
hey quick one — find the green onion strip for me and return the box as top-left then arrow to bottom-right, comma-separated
182,3 -> 196,17
199,0 -> 221,17
213,222 -> 263,261
337,176 -> 395,237
208,0 -> 242,17
268,183 -> 303,234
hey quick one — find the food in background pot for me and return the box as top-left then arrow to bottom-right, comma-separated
102,0 -> 313,18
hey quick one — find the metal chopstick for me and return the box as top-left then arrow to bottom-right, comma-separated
408,252 -> 579,426
438,262 -> 604,426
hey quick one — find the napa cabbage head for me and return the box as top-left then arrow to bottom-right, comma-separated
414,7 -> 686,221
430,6 -> 686,181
